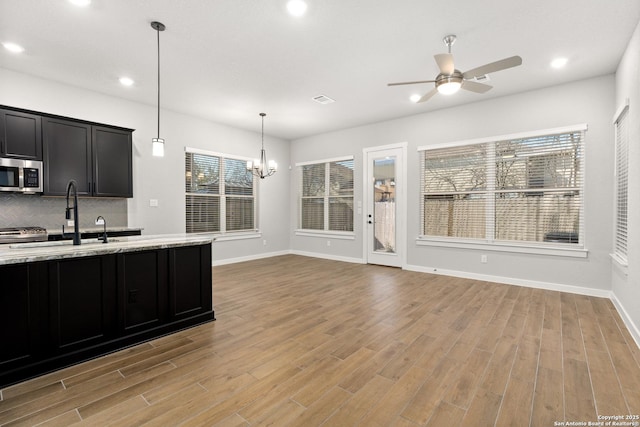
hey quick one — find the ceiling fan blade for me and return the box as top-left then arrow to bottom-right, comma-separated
387,80 -> 436,86
461,80 -> 493,93
434,53 -> 454,75
417,88 -> 438,103
462,55 -> 522,79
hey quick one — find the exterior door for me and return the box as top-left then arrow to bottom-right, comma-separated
364,144 -> 406,267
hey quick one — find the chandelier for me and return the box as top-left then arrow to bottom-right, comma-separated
247,113 -> 277,179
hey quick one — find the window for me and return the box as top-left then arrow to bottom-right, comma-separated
299,158 -> 354,232
185,149 -> 256,234
419,125 -> 586,248
614,104 -> 629,264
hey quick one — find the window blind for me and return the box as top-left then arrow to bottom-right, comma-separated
185,151 -> 256,234
614,106 -> 629,261
299,158 -> 354,232
420,128 -> 585,246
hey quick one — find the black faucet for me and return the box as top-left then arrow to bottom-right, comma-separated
62,180 -> 81,245
96,215 -> 108,243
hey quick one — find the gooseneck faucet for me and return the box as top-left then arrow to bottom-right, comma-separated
62,180 -> 81,245
96,215 -> 108,243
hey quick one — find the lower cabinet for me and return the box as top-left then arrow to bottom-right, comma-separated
118,249 -> 168,334
0,243 -> 214,387
169,244 -> 212,320
49,255 -> 117,353
0,263 -> 44,373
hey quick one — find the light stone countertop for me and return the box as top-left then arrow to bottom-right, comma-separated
0,234 -> 214,266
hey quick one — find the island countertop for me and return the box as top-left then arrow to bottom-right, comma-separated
0,234 -> 214,266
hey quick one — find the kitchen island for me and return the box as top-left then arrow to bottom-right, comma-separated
0,234 -> 214,387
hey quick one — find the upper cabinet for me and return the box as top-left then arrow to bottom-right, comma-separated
0,108 -> 43,160
1,105 -> 133,198
43,118 -> 92,196
43,118 -> 133,197
92,126 -> 133,198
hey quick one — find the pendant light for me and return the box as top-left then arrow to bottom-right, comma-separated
151,21 -> 165,157
247,113 -> 277,179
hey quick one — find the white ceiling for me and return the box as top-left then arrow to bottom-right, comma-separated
1,0 -> 639,140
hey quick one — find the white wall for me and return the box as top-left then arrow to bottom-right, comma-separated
0,68 -> 291,262
291,75 -> 615,295
612,20 -> 640,346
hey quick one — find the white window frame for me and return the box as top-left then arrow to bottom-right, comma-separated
295,156 -> 356,239
612,100 -> 629,271
416,124 -> 588,258
185,147 -> 260,241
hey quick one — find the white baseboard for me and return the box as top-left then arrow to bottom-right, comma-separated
211,250 -> 291,266
404,263 -> 612,298
609,293 -> 640,350
290,250 -> 365,265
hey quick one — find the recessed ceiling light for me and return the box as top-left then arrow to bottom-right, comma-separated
119,77 -> 134,86
287,0 -> 307,17
68,0 -> 91,6
551,57 -> 568,69
410,94 -> 421,103
2,42 -> 25,53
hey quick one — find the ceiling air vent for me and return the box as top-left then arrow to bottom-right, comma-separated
312,94 -> 335,105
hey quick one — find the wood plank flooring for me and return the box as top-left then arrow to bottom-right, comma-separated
1,254 -> 639,426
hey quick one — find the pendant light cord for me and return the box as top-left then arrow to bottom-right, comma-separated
156,25 -> 161,139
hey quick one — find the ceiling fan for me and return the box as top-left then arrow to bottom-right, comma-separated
388,35 -> 522,103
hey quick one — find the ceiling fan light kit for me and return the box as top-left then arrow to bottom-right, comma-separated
436,72 -> 463,95
388,34 -> 522,103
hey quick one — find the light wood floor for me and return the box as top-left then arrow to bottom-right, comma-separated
1,255 -> 640,426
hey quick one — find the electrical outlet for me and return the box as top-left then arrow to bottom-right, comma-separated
481,254 -> 488,263
66,220 -> 74,227
327,240 -> 331,247
149,199 -> 158,207
263,239 -> 267,246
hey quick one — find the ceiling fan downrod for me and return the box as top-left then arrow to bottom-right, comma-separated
443,34 -> 457,53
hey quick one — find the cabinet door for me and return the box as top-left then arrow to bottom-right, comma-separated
0,263 -> 43,372
168,244 -> 212,321
43,118 -> 92,196
0,109 -> 43,160
117,249 -> 168,334
48,255 -> 117,353
92,126 -> 133,197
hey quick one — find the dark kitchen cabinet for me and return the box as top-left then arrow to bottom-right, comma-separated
0,242 -> 214,387
43,117 -> 133,197
93,126 -> 133,197
169,244 -> 212,321
118,250 -> 168,334
0,107 -> 42,160
48,255 -> 118,354
0,263 -> 45,373
43,117 -> 92,195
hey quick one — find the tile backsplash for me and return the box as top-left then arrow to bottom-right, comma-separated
0,193 -> 127,231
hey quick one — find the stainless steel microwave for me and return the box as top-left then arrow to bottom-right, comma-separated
0,157 -> 43,193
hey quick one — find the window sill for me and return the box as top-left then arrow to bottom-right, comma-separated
189,231 -> 262,242
610,253 -> 628,275
295,230 -> 356,240
415,237 -> 588,258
